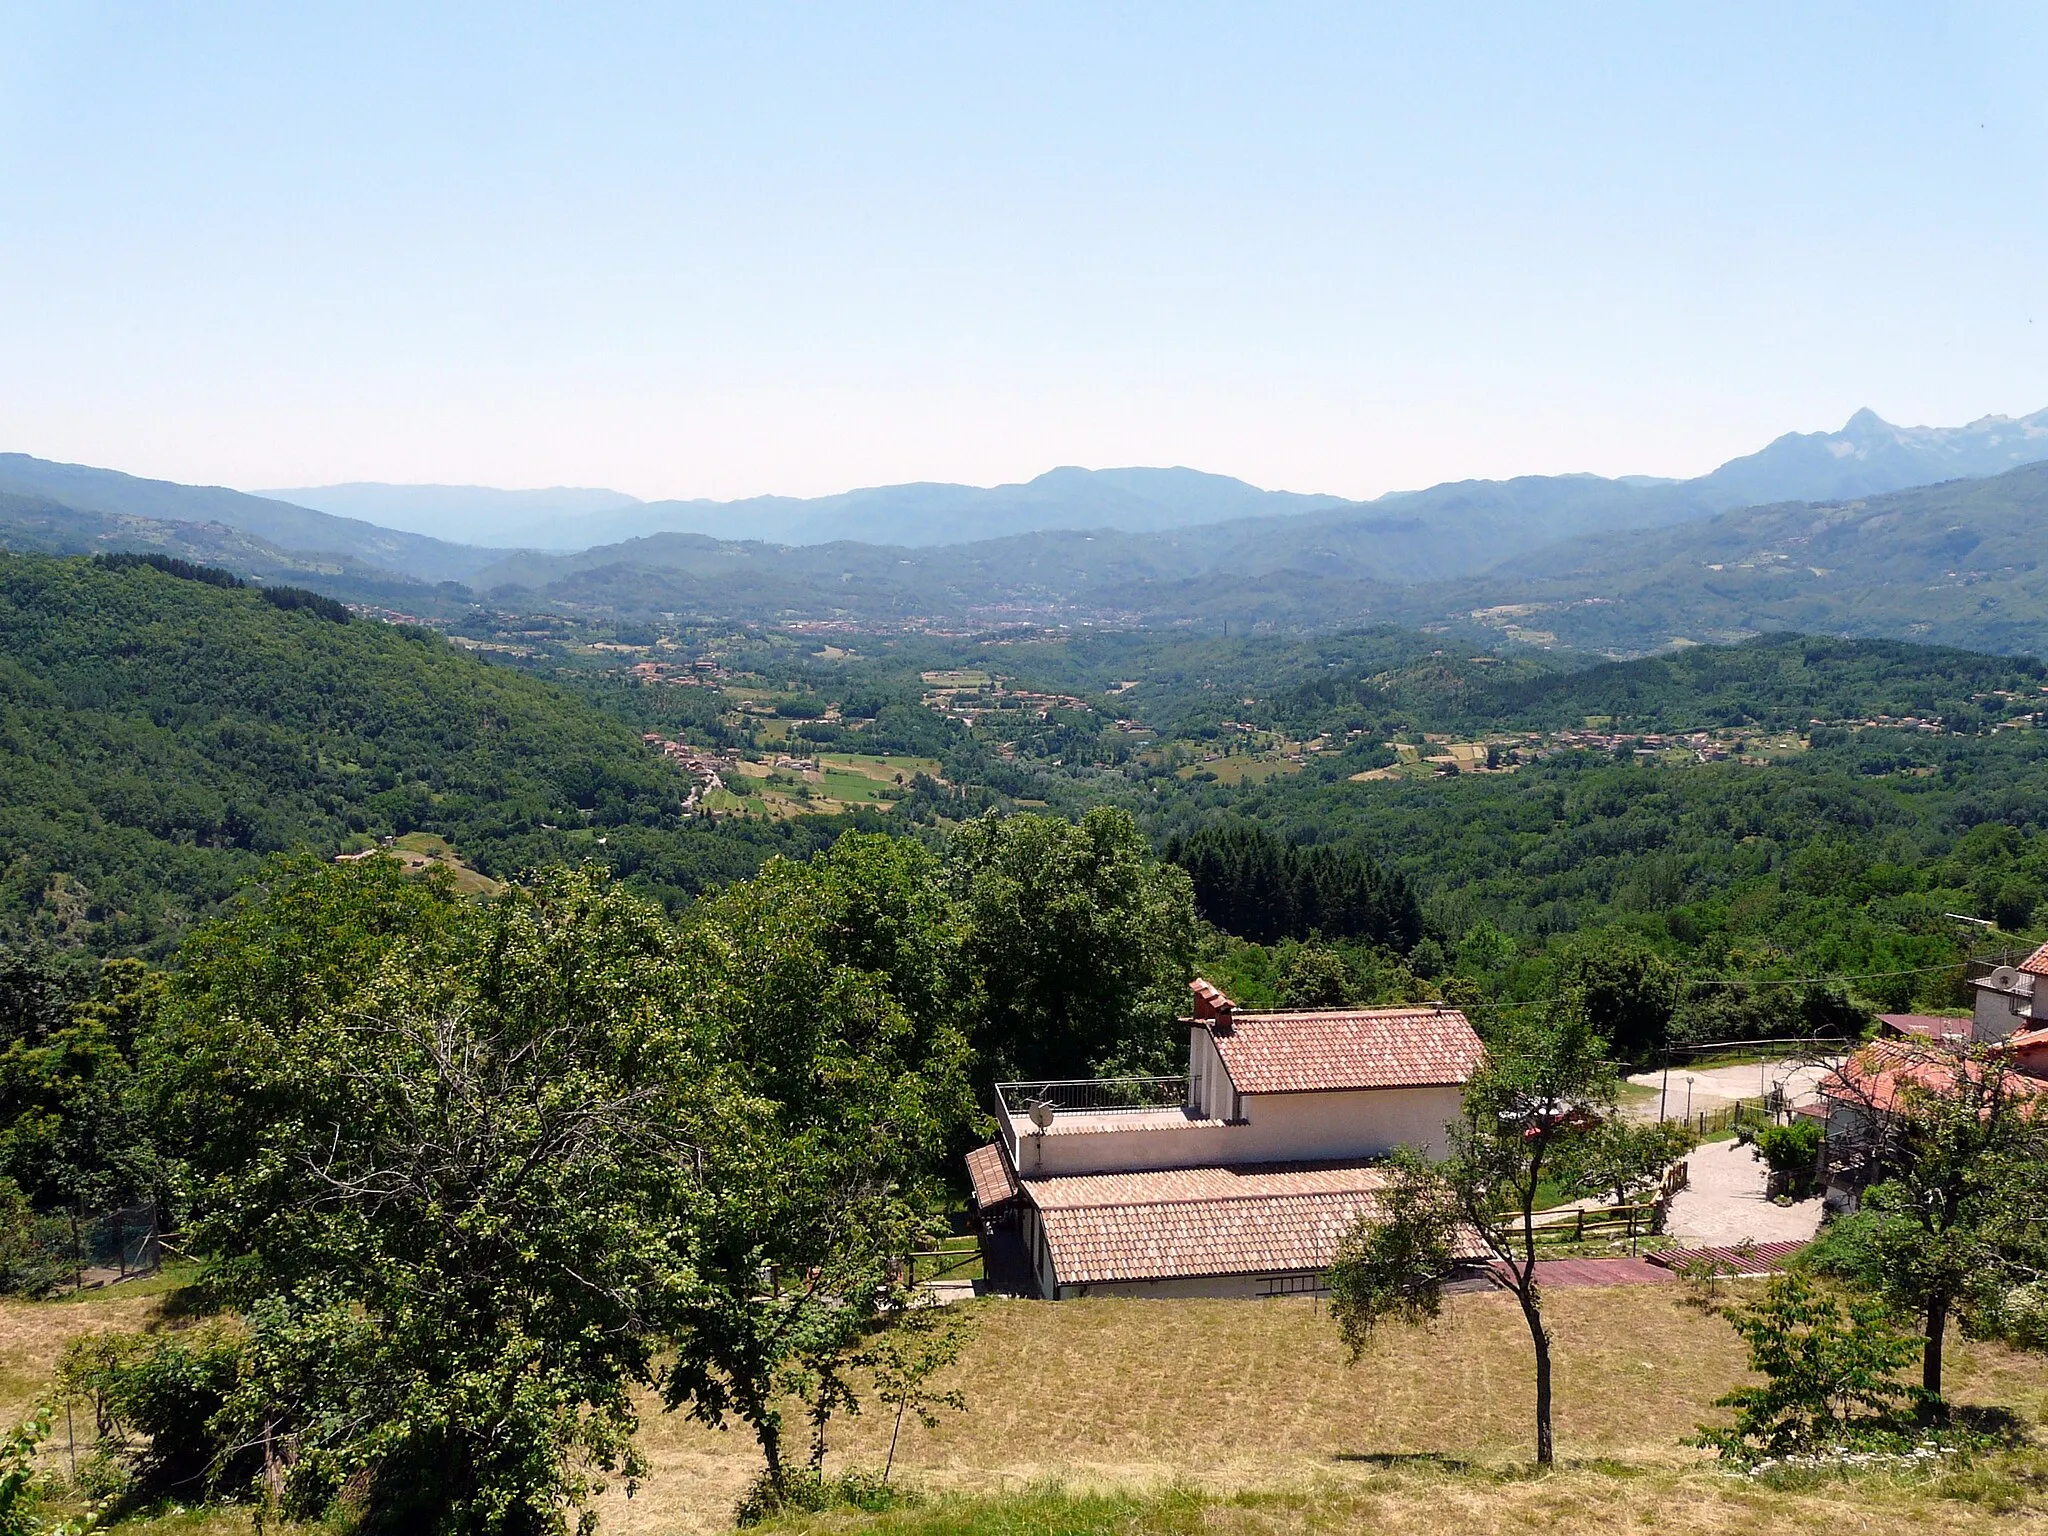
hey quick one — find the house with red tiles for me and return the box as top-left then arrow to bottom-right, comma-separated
965,978 -> 1484,1300
1811,1029 -> 2048,1210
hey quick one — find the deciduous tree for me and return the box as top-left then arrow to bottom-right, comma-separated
659,837 -> 974,1500
149,860 -> 705,1535
1327,996 -> 1622,1464
1806,1043 -> 2048,1404
948,809 -> 1195,1080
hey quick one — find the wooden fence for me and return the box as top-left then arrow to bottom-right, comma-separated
1530,1201 -> 1661,1245
1684,1098 -> 1776,1138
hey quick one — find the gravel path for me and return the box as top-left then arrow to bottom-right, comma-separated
1662,1138 -> 1824,1248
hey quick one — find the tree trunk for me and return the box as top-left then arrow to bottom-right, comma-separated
809,1380 -> 830,1472
743,1388 -> 786,1490
1519,1282 -> 1554,1465
1922,1293 -> 1949,1410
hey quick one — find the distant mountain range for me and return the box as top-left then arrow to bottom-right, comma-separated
0,454 -> 498,585
5,405 -> 2048,653
264,405 -> 2048,550
260,482 -> 641,546
1690,406 -> 2048,507
1425,458 -> 2048,657
463,456 -> 2048,656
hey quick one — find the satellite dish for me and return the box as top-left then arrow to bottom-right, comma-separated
1028,1101 -> 1056,1130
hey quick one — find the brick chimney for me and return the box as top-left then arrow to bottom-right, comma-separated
1190,977 -> 1236,1034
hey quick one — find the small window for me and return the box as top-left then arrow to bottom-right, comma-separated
1257,1272 -> 1325,1297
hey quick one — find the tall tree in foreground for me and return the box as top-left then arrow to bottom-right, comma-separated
148,860 -> 706,1535
1806,1042 -> 2048,1405
659,836 -> 974,1503
948,808 -> 1196,1080
1327,998 -> 1620,1464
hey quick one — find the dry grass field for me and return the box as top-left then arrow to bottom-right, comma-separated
600,1286 -> 2047,1535
4,1281 -> 2043,1535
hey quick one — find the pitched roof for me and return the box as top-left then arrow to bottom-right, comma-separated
964,1143 -> 1019,1210
1205,1004 -> 1484,1094
2009,1025 -> 2048,1062
1818,1039 -> 2048,1116
1024,1161 -> 1394,1209
2018,941 -> 2048,977
1021,1160 -> 1396,1286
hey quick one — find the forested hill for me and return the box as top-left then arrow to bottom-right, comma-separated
0,553 -> 841,954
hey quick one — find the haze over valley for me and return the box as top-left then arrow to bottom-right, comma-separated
5,405 -> 2048,657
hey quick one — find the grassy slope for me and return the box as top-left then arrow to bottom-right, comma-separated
6,1282 -> 2040,1535
752,1465 -> 2048,1536
604,1286 -> 2042,1534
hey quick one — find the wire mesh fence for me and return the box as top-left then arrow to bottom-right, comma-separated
0,1202 -> 162,1298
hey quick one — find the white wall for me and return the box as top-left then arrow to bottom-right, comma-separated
1014,1085 -> 1465,1176
1188,1025 -> 1239,1120
1237,1086 -> 1463,1161
1973,968 -> 2034,1042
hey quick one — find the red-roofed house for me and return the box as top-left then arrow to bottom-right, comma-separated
966,979 -> 1485,1299
1812,1035 -> 2048,1209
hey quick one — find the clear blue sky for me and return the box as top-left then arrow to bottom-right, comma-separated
3,3 -> 2046,502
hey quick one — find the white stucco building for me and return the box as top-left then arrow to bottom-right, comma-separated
965,978 -> 1484,1299
1972,942 -> 2048,1041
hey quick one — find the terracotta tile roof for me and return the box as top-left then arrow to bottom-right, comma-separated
2009,1025 -> 2048,1062
964,1143 -> 1019,1210
1206,1005 -> 1484,1094
1021,1160 -> 1393,1285
1024,1161 -> 1392,1209
1819,1039 -> 2048,1116
2019,942 -> 2048,977
1034,1107 -> 1225,1136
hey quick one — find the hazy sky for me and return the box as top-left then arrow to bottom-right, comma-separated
4,4 -> 2046,502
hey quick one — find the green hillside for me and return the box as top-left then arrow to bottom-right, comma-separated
1432,459 -> 2048,655
0,488 -> 469,614
0,553 -> 837,953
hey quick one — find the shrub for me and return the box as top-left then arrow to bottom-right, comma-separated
1694,1272 -> 1928,1464
58,1326 -> 250,1501
732,1468 -> 901,1527
0,1184 -> 76,1300
0,1403 -> 95,1536
1753,1119 -> 1821,1178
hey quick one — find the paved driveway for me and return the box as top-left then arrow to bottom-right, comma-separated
1625,1058 -> 1839,1120
1662,1138 -> 1824,1248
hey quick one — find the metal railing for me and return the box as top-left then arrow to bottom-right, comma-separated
993,1076 -> 1189,1155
